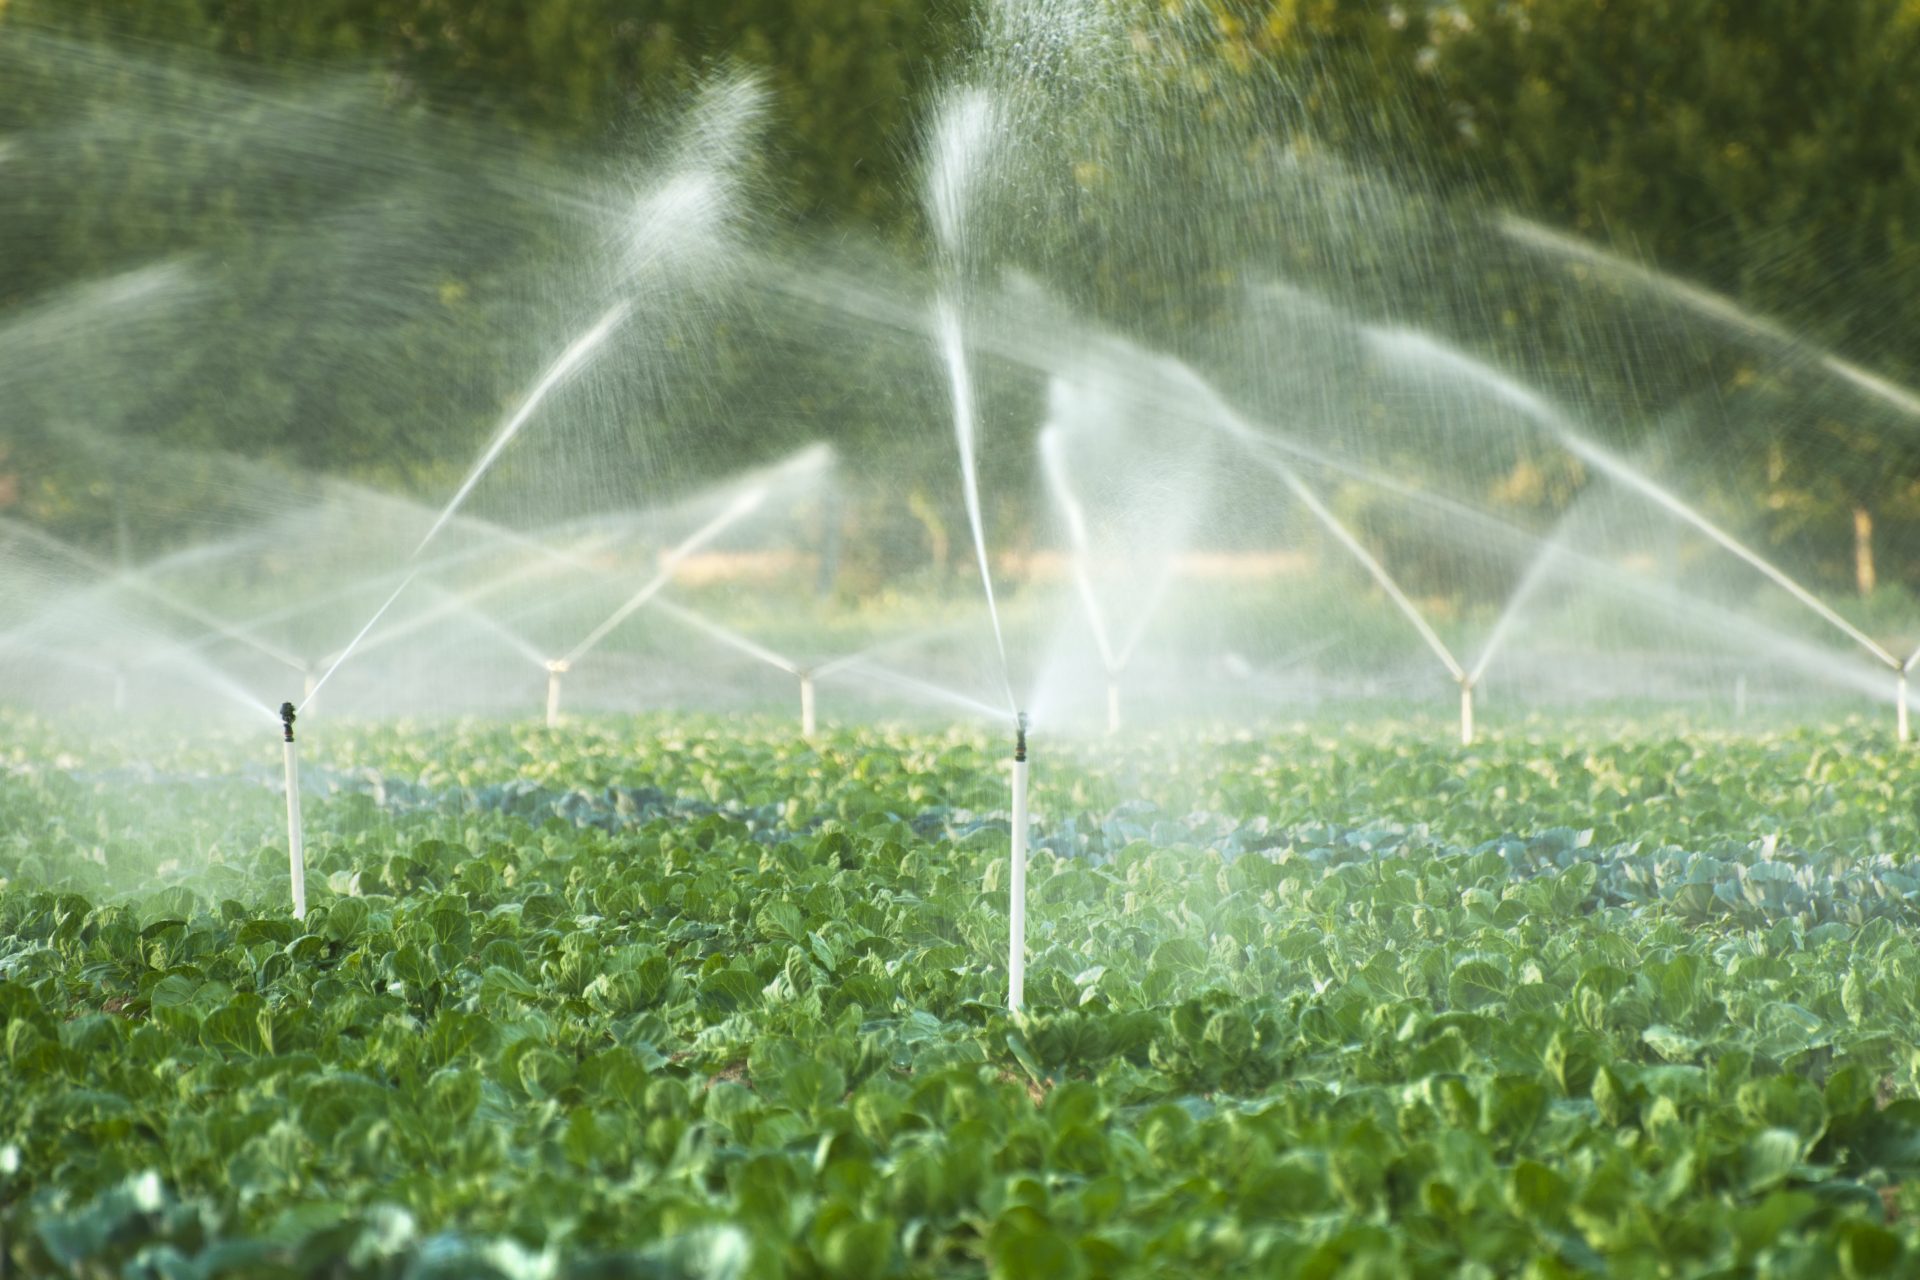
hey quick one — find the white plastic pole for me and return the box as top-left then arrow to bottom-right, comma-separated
1459,681 -> 1475,746
1899,672 -> 1910,746
800,673 -> 817,740
545,660 -> 567,728
280,703 -> 306,921
1009,715 -> 1029,1013
1106,679 -> 1121,737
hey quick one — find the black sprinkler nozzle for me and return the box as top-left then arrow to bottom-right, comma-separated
280,702 -> 297,742
1014,711 -> 1029,762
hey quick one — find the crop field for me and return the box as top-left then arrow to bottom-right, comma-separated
5,713 -> 1920,1277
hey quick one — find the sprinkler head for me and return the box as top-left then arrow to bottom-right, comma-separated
279,702 -> 297,742
1014,711 -> 1029,762
545,658 -> 571,675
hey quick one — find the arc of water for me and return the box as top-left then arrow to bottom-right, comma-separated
0,519 -> 307,673
1365,326 -> 1900,671
650,596 -> 815,734
1499,517 -> 1895,705
1037,424 -> 1117,673
412,300 -> 632,559
561,486 -> 769,669
1260,445 -> 1467,685
811,619 -> 959,682
936,298 -> 1017,713
652,597 -> 800,675
317,557 -> 559,669
134,523 -> 615,673
1499,214 -> 1920,423
1170,368 -> 1467,685
122,582 -> 307,672
0,637 -> 111,675
783,261 -> 1911,714
1038,414 -> 1187,733
1825,360 -> 1920,420
1468,534 -> 1568,688
341,476 -> 623,575
1113,570 -> 1177,673
776,267 -> 1900,715
1564,434 -> 1898,669
425,584 -> 550,669
841,659 -> 1012,723
0,616 -> 279,722
184,665 -> 285,725
298,572 -> 419,713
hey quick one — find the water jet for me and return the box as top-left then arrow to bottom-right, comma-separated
1159,360 -> 1474,739
558,485 -> 771,676
1365,324 -> 1912,734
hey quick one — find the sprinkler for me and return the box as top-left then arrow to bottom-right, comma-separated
1458,676 -> 1476,747
279,702 -> 306,920
544,658 -> 569,729
1106,678 -> 1121,737
799,671 -> 817,740
1009,711 -> 1030,1013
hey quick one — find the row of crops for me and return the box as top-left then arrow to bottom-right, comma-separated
3,713 -> 1920,1276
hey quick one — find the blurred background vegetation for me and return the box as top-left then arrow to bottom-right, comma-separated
1,0 -> 1917,598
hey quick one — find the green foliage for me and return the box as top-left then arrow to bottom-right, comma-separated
4,713 -> 1920,1273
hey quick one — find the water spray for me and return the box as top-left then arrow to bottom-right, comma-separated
0,517 -> 310,677
650,597 -> 816,736
412,301 -> 633,560
1366,326 -> 1903,673
1151,358 -> 1475,741
299,571 -> 420,715
544,658 -> 570,729
559,485 -> 771,675
279,702 -> 306,920
1041,420 -> 1125,736
1008,711 -> 1030,1013
937,299 -> 1017,711
1499,214 -> 1920,421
